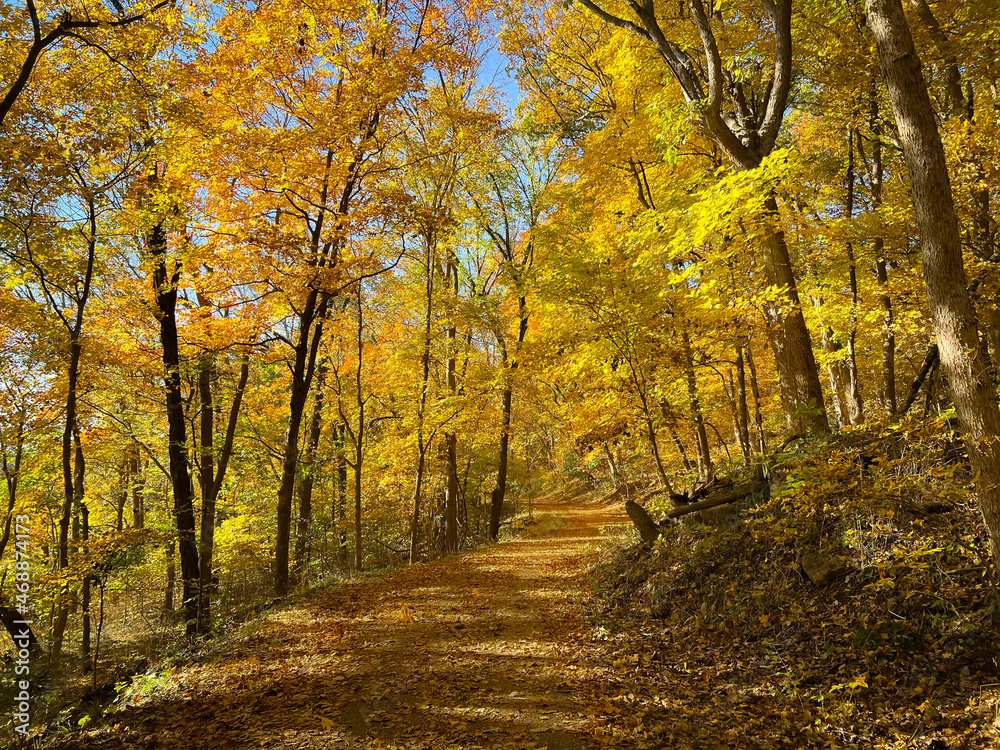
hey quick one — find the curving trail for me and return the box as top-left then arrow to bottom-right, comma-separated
57,493 -> 632,750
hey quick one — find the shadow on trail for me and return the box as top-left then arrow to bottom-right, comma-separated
46,499 -> 670,750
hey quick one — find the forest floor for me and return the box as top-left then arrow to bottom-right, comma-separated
38,430 -> 1000,750
45,490 -> 636,750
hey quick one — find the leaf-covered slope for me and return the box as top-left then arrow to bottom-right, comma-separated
591,419 -> 1000,749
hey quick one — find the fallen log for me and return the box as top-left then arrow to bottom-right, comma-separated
625,482 -> 767,545
665,484 -> 763,519
0,602 -> 40,659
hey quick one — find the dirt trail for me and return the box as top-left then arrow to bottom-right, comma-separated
59,494 -> 631,750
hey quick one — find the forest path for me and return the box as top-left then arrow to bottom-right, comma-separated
69,491 -> 631,750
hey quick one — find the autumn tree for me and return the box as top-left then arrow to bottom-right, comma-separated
538,0 -> 829,434
866,0 -> 1000,562
468,132 -> 563,539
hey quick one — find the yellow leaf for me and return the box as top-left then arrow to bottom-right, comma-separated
395,603 -> 414,622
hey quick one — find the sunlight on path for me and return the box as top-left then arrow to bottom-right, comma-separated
59,493 -> 631,750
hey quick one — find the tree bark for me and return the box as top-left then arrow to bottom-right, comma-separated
335,423 -> 348,567
444,254 -> 459,554
875,248 -> 897,415
164,535 -> 175,612
353,285 -> 365,573
198,354 -> 248,630
893,344 -> 939,419
409,243 -> 434,563
293,359 -> 327,586
867,0 -> 1000,564
0,604 -> 39,661
52,195 -> 97,670
865,97 -> 897,416
130,446 -> 145,529
489,289 -> 529,541
489,385 -> 513,540
844,129 -> 864,425
681,327 -> 712,480
812,303 -> 850,427
150,215 -> 200,636
196,346 -> 214,627
77,435 -> 91,667
275,291 -> 328,596
760,193 -> 830,434
735,346 -> 752,460
602,442 -> 621,482
0,416 -> 24,560
745,343 -> 767,456
660,399 -> 694,471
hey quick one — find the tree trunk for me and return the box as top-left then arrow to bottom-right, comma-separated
410,447 -> 428,563
746,343 -> 767,481
150,215 -> 199,636
445,434 -> 458,552
865,96 -> 898,417
115,460 -> 127,533
489,386 -> 513,540
336,424 -> 348,567
275,292 -> 328,596
660,400 -> 694,471
489,290 -> 529,541
894,344 -> 939,419
77,435 -> 90,669
164,536 -> 176,612
409,245 -> 434,563
867,0 -> 1000,564
681,327 -> 712,480
844,129 -> 864,425
760,194 -> 830,434
49,353 -> 78,667
746,344 -> 766,451
52,196 -> 97,671
0,420 -> 23,560
199,354 -> 248,631
354,284 -> 365,573
444,255 -> 459,554
602,442 -> 621,482
131,448 -> 145,529
293,360 -> 327,586
811,304 -> 850,427
641,395 -> 674,494
735,346 -> 752,460
875,250 -> 897,415
0,604 -> 39,661
197,348 -> 214,628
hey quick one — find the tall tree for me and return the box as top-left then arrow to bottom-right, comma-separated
147,171 -> 200,636
866,0 -> 1000,562
471,135 -> 563,540
572,0 -> 829,433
